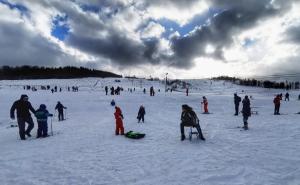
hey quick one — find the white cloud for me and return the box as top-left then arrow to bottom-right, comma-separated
140,21 -> 165,38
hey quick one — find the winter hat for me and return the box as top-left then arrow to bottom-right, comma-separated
39,104 -> 46,109
20,94 -> 28,100
182,104 -> 189,110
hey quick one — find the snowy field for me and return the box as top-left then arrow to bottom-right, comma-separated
0,78 -> 300,185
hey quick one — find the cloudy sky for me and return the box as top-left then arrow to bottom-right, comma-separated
1,0 -> 300,79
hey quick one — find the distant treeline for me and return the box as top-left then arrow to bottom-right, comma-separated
0,66 -> 122,80
213,76 -> 300,90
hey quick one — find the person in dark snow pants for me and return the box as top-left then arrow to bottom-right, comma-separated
55,101 -> 67,121
180,104 -> 205,141
35,104 -> 53,138
242,96 -> 251,130
10,94 -> 36,140
137,105 -> 146,123
234,93 -> 242,115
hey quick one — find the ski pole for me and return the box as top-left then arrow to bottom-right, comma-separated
51,117 -> 53,136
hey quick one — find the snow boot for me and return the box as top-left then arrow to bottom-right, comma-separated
181,135 -> 186,141
243,122 -> 248,130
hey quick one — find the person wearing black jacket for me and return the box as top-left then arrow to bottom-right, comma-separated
242,96 -> 251,130
10,94 -> 36,140
137,105 -> 146,123
180,104 -> 205,141
234,93 -> 242,115
55,101 -> 67,121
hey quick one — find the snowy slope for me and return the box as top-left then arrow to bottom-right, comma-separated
0,78 -> 300,185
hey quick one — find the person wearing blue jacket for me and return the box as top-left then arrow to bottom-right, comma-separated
35,104 -> 53,138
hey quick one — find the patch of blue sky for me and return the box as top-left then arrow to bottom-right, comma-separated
51,15 -> 70,41
157,8 -> 224,39
0,0 -> 28,16
243,38 -> 256,48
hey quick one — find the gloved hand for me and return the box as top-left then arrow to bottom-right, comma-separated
49,114 -> 53,117
11,116 -> 15,120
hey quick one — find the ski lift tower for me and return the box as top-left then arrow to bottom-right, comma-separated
165,73 -> 168,92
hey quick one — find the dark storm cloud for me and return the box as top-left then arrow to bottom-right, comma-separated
286,25 -> 300,43
168,0 -> 296,68
0,21 -> 76,67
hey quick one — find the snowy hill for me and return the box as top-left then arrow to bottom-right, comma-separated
0,78 -> 300,185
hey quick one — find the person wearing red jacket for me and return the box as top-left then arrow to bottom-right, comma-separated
201,96 -> 209,113
273,94 -> 281,115
114,106 -> 124,135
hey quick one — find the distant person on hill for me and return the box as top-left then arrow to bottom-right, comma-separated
273,94 -> 281,115
137,105 -> 146,123
35,104 -> 53,138
114,106 -> 124,135
180,104 -> 205,141
10,94 -> 36,140
55,101 -> 67,121
186,88 -> 189,96
105,86 -> 108,95
201,96 -> 209,113
298,94 -> 300,100
242,96 -> 251,130
143,88 -> 146,94
111,99 -> 115,106
234,93 -> 242,115
284,92 -> 289,101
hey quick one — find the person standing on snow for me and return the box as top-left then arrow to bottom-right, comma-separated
55,101 -> 67,121
242,95 -> 251,130
114,106 -> 124,135
137,105 -> 146,123
180,104 -> 205,141
35,104 -> 53,138
201,96 -> 209,113
186,88 -> 189,96
10,94 -> 36,140
105,86 -> 108,95
284,92 -> 290,101
234,93 -> 242,115
273,94 -> 281,115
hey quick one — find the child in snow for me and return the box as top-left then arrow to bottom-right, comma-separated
111,99 -> 115,106
137,105 -> 146,123
201,96 -> 209,113
35,104 -> 53,138
114,106 -> 124,135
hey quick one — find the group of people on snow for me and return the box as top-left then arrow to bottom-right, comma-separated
10,94 -> 67,140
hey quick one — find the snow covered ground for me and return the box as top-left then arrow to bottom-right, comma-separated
0,78 -> 300,185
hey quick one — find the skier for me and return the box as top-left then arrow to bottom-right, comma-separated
137,105 -> 146,123
10,94 -> 36,140
35,104 -> 53,138
114,106 -> 124,135
180,104 -> 205,141
285,92 -> 290,101
273,94 -> 281,115
234,93 -> 242,115
201,96 -> 209,113
241,95 -> 251,130
55,101 -> 67,121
